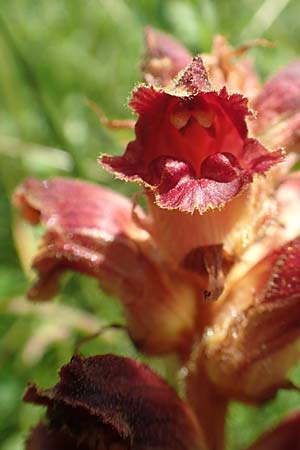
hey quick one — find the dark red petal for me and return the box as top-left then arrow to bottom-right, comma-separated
155,159 -> 248,211
26,423 -> 88,450
13,177 -> 200,356
24,354 -> 206,450
150,140 -> 282,212
102,59 -> 282,213
252,61 -> 300,152
260,237 -> 300,303
142,26 -> 192,86
247,413 -> 300,450
200,153 -> 242,182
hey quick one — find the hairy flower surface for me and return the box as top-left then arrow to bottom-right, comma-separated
191,237 -> 300,403
102,56 -> 282,267
24,354 -> 206,450
102,57 -> 281,214
185,233 -> 300,449
12,28 -> 300,450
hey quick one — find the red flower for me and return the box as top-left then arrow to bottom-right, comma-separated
102,56 -> 282,266
24,354 -> 206,450
102,57 -> 282,214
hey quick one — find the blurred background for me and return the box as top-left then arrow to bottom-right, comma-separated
1,0 -> 300,449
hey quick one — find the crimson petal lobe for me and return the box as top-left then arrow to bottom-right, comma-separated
24,354 -> 206,450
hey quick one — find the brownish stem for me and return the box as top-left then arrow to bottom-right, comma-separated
186,359 -> 228,450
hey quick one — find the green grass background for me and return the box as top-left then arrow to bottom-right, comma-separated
1,1 -> 300,449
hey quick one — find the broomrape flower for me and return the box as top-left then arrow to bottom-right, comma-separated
14,28 -> 300,450
101,56 -> 282,263
24,354 -> 206,450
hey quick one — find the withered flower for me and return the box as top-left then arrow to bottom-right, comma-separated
192,237 -> 300,403
26,424 -> 87,450
185,234 -> 300,450
24,354 -> 206,450
14,177 -> 204,356
200,35 -> 263,100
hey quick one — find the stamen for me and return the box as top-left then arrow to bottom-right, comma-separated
170,110 -> 191,130
194,109 -> 214,128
